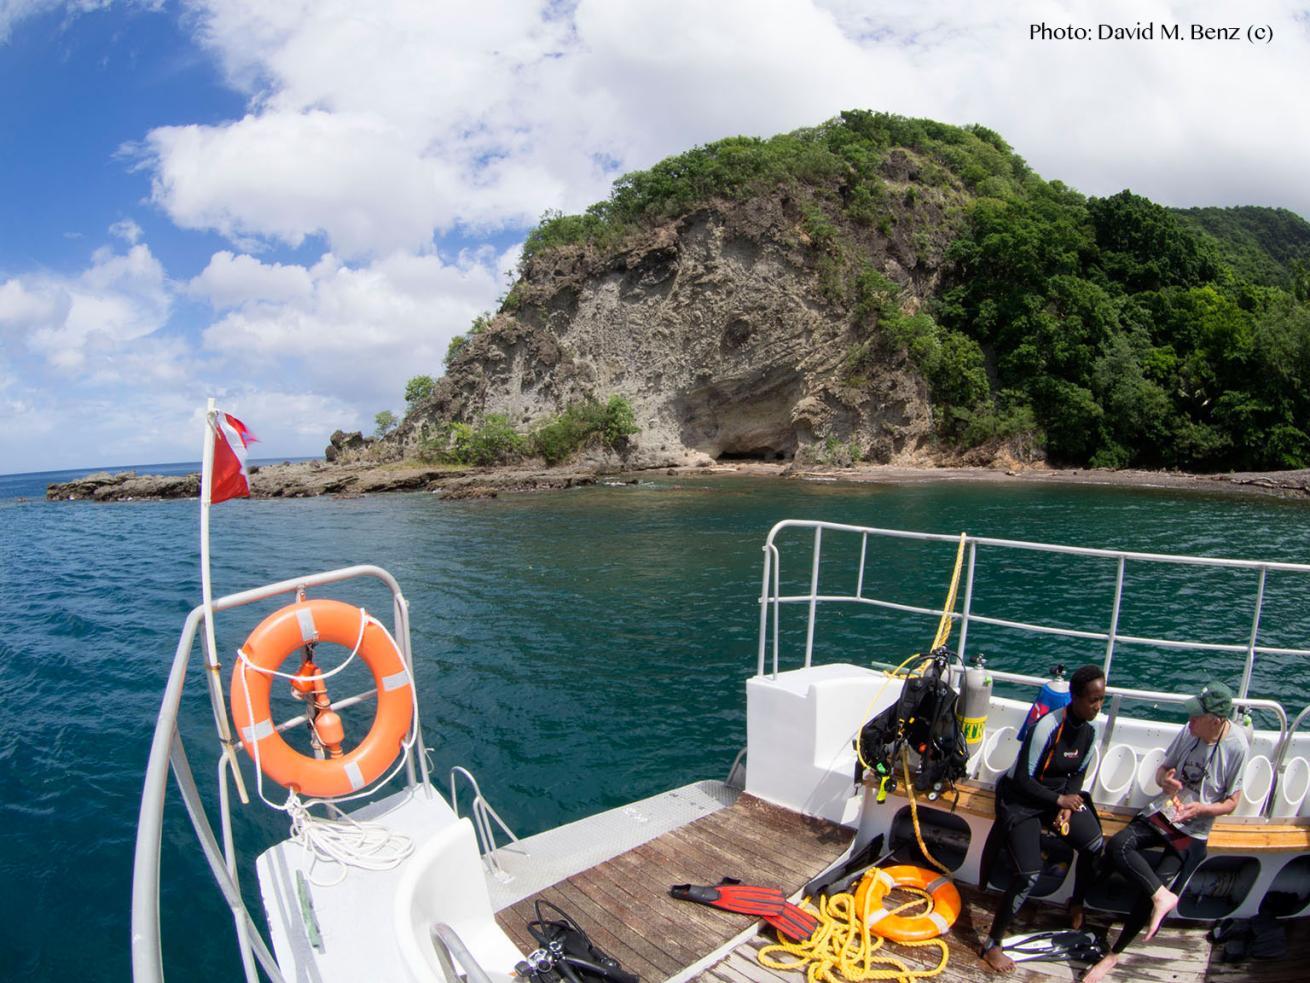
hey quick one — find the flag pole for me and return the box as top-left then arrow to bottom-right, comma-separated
201,397 -> 250,805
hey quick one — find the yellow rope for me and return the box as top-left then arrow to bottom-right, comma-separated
756,885 -> 949,982
900,747 -> 951,877
929,533 -> 968,652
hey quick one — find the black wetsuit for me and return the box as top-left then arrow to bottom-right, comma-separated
984,707 -> 1104,952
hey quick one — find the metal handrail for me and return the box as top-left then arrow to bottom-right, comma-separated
725,748 -> 748,788
980,665 -> 1289,744
132,565 -> 424,983
430,923 -> 494,983
1274,703 -> 1310,772
756,519 -> 1310,715
449,766 -> 523,875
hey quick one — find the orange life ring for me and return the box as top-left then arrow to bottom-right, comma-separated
230,599 -> 413,798
853,864 -> 960,942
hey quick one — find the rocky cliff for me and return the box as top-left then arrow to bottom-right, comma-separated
367,140 -> 978,470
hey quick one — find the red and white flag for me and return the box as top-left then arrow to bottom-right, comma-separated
210,411 -> 257,504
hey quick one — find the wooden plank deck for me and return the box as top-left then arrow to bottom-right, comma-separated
495,791 -> 1310,982
494,794 -> 852,981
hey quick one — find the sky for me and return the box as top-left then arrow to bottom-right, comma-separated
1,1 -> 1307,474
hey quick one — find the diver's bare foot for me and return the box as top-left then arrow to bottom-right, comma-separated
1082,952 -> 1118,982
982,945 -> 1015,973
1069,901 -> 1085,930
1143,885 -> 1178,941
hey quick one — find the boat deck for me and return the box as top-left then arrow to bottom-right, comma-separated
700,884 -> 1310,983
495,794 -> 851,980
494,793 -> 1310,982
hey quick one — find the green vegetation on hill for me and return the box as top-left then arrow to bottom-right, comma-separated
502,112 -> 1310,472
1172,206 -> 1310,292
940,189 -> 1310,469
521,111 -> 1031,263
418,396 -> 638,467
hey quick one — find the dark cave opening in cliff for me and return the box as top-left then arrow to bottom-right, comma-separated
717,449 -> 792,462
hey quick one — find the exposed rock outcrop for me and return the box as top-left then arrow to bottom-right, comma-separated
393,177 -> 966,468
46,462 -> 598,501
324,430 -> 373,463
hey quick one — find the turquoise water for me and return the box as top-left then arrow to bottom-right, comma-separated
1,472 -> 1308,980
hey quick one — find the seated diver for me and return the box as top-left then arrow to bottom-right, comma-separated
1082,681 -> 1248,983
981,664 -> 1106,973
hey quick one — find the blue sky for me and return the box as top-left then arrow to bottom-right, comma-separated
2,0 -> 1307,473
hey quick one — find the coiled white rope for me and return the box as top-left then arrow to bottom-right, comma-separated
234,606 -> 421,884
285,792 -> 415,887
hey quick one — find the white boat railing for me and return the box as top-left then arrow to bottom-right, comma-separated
132,565 -> 430,983
756,520 -> 1310,745
450,765 -> 524,875
431,923 -> 494,983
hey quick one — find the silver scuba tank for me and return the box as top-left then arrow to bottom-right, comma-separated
956,654 -> 993,757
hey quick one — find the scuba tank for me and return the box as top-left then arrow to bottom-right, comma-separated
956,653 -> 993,757
1018,664 -> 1071,742
1240,712 -> 1255,749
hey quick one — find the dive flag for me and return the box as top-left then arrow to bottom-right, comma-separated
210,412 -> 257,504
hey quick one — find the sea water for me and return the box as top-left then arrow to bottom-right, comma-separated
1,470 -> 1308,980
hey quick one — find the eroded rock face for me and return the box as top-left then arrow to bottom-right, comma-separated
405,184 -> 959,467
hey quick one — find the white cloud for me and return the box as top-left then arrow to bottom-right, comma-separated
187,250 -> 313,309
109,218 -> 143,243
0,243 -> 170,372
146,110 -> 463,257
0,0 -> 163,42
199,248 -> 502,411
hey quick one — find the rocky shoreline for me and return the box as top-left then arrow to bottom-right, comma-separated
44,458 -> 1310,502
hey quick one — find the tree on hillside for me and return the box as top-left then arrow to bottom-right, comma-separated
374,410 -> 397,438
405,375 -> 435,406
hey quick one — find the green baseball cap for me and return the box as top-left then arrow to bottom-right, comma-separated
1183,680 -> 1234,719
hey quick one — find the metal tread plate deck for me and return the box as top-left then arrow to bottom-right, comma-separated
494,793 -> 853,982
488,781 -> 741,912
697,880 -> 1310,983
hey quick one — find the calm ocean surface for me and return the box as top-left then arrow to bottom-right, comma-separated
2,467 -> 1309,980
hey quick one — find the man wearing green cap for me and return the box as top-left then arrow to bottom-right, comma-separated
1083,681 -> 1248,983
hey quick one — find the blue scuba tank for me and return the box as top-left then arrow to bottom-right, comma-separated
1017,664 -> 1071,741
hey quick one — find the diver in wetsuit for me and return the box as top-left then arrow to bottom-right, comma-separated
981,664 -> 1107,973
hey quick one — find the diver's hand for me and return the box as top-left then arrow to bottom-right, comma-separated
1056,793 -> 1084,812
1159,767 -> 1182,796
1173,800 -> 1205,823
1055,807 -> 1073,829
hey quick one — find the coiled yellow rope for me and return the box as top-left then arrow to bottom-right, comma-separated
756,885 -> 949,982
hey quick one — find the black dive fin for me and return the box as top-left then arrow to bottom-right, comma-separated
803,834 -> 886,898
1000,929 -> 1104,964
